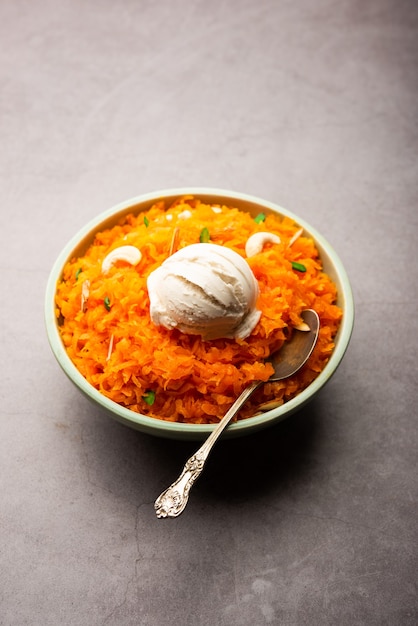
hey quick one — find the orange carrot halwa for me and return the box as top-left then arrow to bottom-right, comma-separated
55,196 -> 342,424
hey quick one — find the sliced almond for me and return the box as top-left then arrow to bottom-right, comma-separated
106,334 -> 114,361
81,279 -> 90,312
294,322 -> 311,331
169,227 -> 180,256
287,227 -> 304,248
257,399 -> 284,412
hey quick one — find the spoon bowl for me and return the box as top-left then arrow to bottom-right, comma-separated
268,309 -> 319,381
154,309 -> 320,518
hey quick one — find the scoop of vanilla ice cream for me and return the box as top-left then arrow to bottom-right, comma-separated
147,243 -> 261,340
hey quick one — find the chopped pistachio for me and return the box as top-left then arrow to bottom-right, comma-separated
143,390 -> 156,405
199,227 -> 210,243
291,261 -> 306,272
254,212 -> 266,224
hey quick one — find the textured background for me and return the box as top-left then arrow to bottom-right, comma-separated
1,0 -> 417,624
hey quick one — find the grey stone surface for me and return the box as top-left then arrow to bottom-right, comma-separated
1,0 -> 417,624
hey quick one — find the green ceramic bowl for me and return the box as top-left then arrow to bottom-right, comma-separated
45,188 -> 354,440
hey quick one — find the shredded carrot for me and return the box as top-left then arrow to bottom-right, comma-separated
55,197 -> 342,424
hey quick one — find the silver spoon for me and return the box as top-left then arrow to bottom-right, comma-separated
154,309 -> 320,518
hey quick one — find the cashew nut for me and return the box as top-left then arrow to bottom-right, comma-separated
245,232 -> 281,257
101,245 -> 142,274
178,209 -> 192,220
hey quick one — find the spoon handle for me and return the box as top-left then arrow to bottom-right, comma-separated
154,380 -> 261,518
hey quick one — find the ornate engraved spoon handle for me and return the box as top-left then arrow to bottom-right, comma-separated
154,381 -> 261,518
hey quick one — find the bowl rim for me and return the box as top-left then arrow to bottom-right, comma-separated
45,187 -> 354,439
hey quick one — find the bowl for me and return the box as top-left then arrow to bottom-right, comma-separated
45,188 -> 354,440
